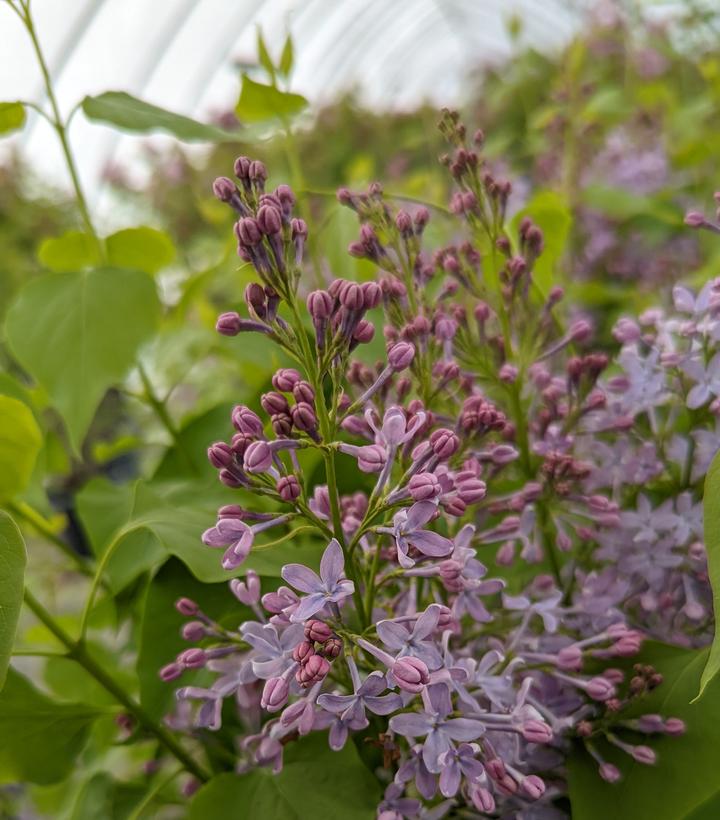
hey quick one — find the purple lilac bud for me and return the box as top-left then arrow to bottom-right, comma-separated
292,640 -> 316,664
212,177 -> 237,202
599,763 -> 621,783
277,475 -> 301,501
208,442 -> 234,469
586,676 -> 616,701
159,662 -> 183,682
307,290 -> 333,319
232,405 -> 264,437
182,621 -> 206,641
175,598 -> 199,616
272,368 -> 301,392
388,341 -> 415,371
684,210 -> 707,228
261,677 -> 290,712
362,281 -> 382,309
216,312 -> 242,336
296,654 -> 330,686
322,636 -> 342,659
305,620 -> 333,643
392,656 -> 429,693
291,402 -> 317,433
244,441 -> 273,473
522,775 -> 546,800
408,472 -> 441,501
521,720 -> 553,743
430,428 -> 459,459
456,478 -> 487,504
356,444 -> 387,473
235,217 -> 262,247
293,381 -> 315,404
261,391 -> 289,415
178,648 -> 206,669
257,204 -> 282,235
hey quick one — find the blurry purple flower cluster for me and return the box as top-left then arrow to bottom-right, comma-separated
159,111 -> 720,817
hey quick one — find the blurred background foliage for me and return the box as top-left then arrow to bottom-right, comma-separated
2,1 -> 720,816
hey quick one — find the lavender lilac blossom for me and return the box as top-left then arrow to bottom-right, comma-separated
159,114 -> 716,816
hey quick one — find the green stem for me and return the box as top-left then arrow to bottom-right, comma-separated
23,588 -> 209,783
127,767 -> 184,820
137,363 -> 198,475
6,499 -> 94,578
18,1 -> 103,257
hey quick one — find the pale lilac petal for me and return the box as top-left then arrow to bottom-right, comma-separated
672,285 -> 695,314
389,712 -> 434,737
201,526 -> 227,547
317,693 -> 357,714
687,383 -> 710,410
410,531 -> 454,556
328,719 -> 348,750
281,563 -> 322,593
423,729 -> 452,773
320,538 -> 344,587
443,718 -> 485,741
377,620 -> 411,650
289,592 -> 326,622
405,501 -> 437,530
216,518 -> 250,539
412,605 -> 441,640
332,578 -> 355,601
357,671 -> 388,697
416,763 -> 437,800
439,760 -> 461,797
365,693 -> 403,715
222,543 -> 248,570
459,757 -> 485,781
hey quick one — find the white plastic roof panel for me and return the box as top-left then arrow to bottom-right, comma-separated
0,0 -> 589,203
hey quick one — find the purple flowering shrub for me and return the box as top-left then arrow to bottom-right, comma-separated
160,111 -> 720,817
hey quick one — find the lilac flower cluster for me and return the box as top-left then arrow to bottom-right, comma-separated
157,115 -> 715,816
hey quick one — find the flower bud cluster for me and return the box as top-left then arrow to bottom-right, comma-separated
161,125 -> 707,817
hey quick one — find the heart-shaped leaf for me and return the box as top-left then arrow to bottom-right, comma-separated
5,267 -> 161,451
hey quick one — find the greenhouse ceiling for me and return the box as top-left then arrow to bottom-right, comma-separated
0,0 -> 588,196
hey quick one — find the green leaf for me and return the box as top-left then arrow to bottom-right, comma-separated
37,230 -> 100,272
696,449 -> 720,698
511,190 -> 571,294
69,771 -> 145,820
113,480 -> 323,582
0,395 -> 42,501
568,644 -> 720,820
77,478 -> 164,592
279,35 -> 294,77
582,185 -> 680,226
106,227 -> 175,274
0,513 -> 26,689
256,29 -> 276,80
5,268 -> 161,451
137,558 -> 250,719
0,668 -> 101,785
82,92 -> 237,142
236,76 -> 307,123
0,101 -> 25,135
189,731 -> 381,819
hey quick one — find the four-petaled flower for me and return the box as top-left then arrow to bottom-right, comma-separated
376,605 -> 445,670
389,686 -> 484,773
281,539 -> 355,622
387,501 -> 453,568
202,517 -> 253,570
